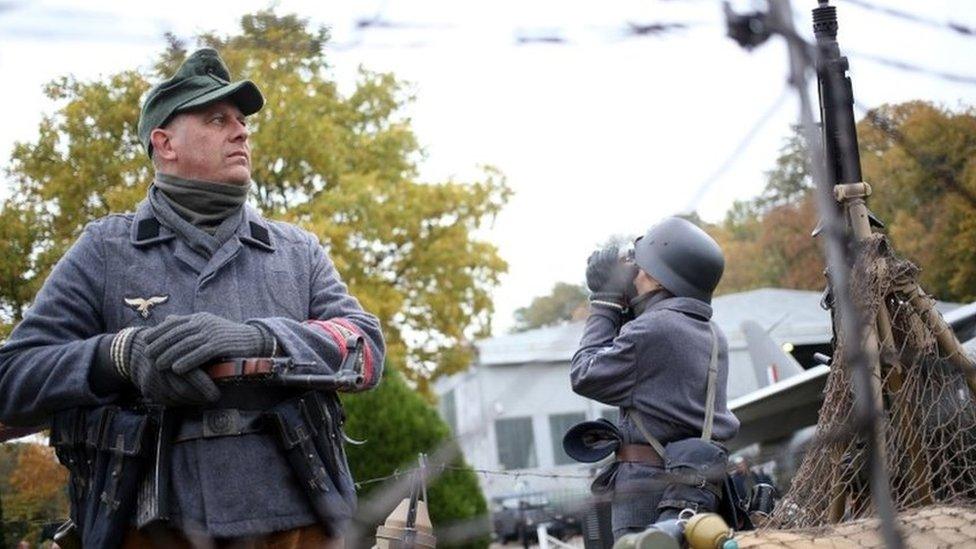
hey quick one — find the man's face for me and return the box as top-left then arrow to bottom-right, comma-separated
158,101 -> 251,185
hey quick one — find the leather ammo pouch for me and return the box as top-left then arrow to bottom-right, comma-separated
266,391 -> 356,535
52,406 -> 151,549
656,438 -> 727,519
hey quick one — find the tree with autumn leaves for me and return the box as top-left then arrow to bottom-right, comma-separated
0,443 -> 68,545
709,101 -> 976,303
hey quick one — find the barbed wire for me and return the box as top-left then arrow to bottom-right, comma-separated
848,50 -> 976,86
353,463 -> 597,491
840,0 -> 976,37
447,464 -> 594,480
354,469 -> 413,490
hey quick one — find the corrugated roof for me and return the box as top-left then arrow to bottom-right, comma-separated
476,288 -> 961,366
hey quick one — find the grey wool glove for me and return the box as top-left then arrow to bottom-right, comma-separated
585,246 -> 638,311
111,327 -> 220,405
143,312 -> 277,375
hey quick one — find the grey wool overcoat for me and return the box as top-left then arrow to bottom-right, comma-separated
570,294 -> 739,532
0,199 -> 385,537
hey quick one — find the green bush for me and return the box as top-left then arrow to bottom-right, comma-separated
342,367 -> 489,548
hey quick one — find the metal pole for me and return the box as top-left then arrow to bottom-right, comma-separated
770,1 -> 903,546
537,524 -> 551,549
419,453 -> 429,504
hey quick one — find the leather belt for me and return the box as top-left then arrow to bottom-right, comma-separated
206,358 -> 275,380
173,409 -> 266,443
616,443 -> 664,467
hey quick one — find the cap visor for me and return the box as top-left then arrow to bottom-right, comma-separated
176,80 -> 264,116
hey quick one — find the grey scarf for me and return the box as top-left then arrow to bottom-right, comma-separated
154,173 -> 249,231
149,174 -> 248,259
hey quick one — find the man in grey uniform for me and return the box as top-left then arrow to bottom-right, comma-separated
571,217 -> 739,539
0,49 -> 384,547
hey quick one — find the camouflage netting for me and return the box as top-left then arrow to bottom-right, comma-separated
769,234 -> 976,529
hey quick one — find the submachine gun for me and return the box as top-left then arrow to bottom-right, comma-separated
0,337 -> 369,444
205,335 -> 368,391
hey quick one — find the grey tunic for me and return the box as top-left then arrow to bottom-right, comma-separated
570,294 -> 739,534
0,199 -> 385,537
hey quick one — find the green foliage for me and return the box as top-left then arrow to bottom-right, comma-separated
2,9 -> 510,389
513,282 -> 588,332
757,127 -> 812,211
342,367 -> 488,548
0,202 -> 45,329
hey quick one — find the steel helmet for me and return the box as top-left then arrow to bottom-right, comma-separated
633,217 -> 725,303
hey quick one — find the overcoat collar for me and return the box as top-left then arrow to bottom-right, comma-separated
129,199 -> 275,252
644,295 -> 713,321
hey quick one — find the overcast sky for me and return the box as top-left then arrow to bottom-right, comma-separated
2,0 -> 975,334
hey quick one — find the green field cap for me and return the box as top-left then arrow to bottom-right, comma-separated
138,48 -> 264,157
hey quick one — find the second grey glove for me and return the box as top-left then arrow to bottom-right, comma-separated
143,312 -> 276,375
114,327 -> 220,405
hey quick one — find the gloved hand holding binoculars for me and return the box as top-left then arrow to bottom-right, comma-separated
585,245 -> 638,312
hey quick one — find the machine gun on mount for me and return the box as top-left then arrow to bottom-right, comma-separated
802,0 -> 972,525
728,0 -> 976,534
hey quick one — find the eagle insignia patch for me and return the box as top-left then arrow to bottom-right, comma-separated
125,295 -> 169,319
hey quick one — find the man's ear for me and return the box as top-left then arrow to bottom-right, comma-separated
150,127 -> 177,161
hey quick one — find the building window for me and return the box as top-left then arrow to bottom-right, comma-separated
440,389 -> 458,435
600,408 -> 620,425
549,412 -> 586,465
496,417 -> 537,470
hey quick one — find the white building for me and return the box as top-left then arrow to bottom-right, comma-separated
434,288 -> 960,502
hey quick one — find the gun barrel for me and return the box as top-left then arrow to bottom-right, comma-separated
813,1 -> 863,185
273,372 -> 364,391
207,357 -> 364,390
